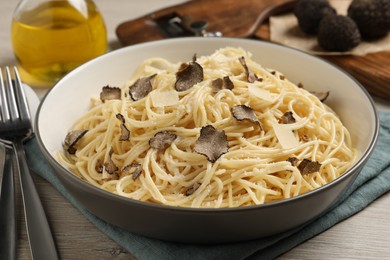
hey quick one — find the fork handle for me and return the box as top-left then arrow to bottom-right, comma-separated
0,148 -> 16,260
14,140 -> 59,260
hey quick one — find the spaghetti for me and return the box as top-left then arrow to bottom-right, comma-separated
58,47 -> 356,208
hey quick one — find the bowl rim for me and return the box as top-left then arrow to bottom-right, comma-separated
35,37 -> 380,213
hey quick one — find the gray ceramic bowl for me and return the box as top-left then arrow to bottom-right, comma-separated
36,38 -> 379,243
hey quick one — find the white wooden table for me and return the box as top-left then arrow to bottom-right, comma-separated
1,1 -> 390,259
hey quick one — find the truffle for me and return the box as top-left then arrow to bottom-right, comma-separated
281,111 -> 296,124
129,74 -> 156,101
104,149 -> 119,175
149,131 -> 177,150
100,86 -> 121,102
212,76 -> 234,93
348,0 -> 390,39
116,113 -> 130,141
194,125 -> 229,163
239,56 -> 259,83
64,129 -> 88,154
175,61 -> 204,92
96,159 -> 103,173
122,163 -> 142,180
317,15 -> 361,51
287,157 -> 299,166
310,91 -> 330,102
294,0 -> 336,34
232,105 -> 262,130
185,182 -> 201,196
298,159 -> 322,175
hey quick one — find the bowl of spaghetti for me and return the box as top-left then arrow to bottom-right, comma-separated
36,37 -> 378,243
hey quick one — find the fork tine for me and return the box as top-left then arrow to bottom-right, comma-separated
0,68 -> 10,122
12,67 -> 31,123
4,67 -> 19,123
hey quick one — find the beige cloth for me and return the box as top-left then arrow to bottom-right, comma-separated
270,0 -> 390,55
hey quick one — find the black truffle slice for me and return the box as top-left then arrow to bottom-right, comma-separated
100,86 -> 121,102
194,125 -> 229,163
64,129 -> 88,154
104,149 -> 119,175
122,163 -> 142,180
298,159 -> 322,175
129,74 -> 156,101
287,157 -> 299,166
185,182 -> 201,196
310,91 -> 330,102
212,78 -> 223,93
348,0 -> 390,39
149,131 -> 177,150
232,105 -> 262,130
116,113 -> 130,141
294,0 -> 336,34
175,61 -> 204,92
281,111 -> 296,124
96,159 -> 104,173
239,57 -> 258,83
212,76 -> 234,93
317,15 -> 361,51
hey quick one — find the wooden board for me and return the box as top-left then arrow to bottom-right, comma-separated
116,0 -> 390,99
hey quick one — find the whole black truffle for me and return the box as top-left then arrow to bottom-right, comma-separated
294,0 -> 336,34
348,0 -> 390,39
317,15 -> 361,51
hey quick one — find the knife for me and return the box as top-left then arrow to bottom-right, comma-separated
0,143 -> 16,260
0,143 -> 6,191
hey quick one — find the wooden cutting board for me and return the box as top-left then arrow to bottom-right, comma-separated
116,0 -> 390,100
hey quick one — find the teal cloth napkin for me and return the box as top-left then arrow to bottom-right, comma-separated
25,111 -> 390,260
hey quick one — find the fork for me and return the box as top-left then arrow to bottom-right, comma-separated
0,67 -> 59,260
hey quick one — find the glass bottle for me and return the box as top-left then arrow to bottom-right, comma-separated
11,0 -> 107,87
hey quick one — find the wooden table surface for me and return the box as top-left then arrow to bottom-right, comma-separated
1,1 -> 390,259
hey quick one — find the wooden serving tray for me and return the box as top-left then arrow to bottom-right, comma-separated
116,0 -> 390,100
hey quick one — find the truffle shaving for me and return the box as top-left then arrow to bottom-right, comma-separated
232,105 -> 262,130
100,86 -> 121,102
149,131 -> 177,150
287,157 -> 299,166
64,129 -> 88,154
310,91 -> 330,102
122,163 -> 142,180
239,56 -> 258,83
129,74 -> 157,101
298,159 -> 322,175
116,113 -> 130,141
185,182 -> 201,196
281,111 -> 296,124
104,150 -> 119,175
212,76 -> 234,93
175,61 -> 204,92
194,125 -> 228,163
96,159 -> 103,173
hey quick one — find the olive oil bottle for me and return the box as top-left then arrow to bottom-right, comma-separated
12,0 -> 107,86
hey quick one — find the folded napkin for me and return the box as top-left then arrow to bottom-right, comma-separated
25,111 -> 390,260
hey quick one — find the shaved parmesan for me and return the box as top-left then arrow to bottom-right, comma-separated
150,90 -> 179,107
248,85 -> 273,101
273,123 -> 299,149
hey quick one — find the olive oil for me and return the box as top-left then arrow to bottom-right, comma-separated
12,0 -> 107,86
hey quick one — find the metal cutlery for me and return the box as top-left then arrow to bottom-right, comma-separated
0,143 -> 16,260
0,67 -> 59,260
